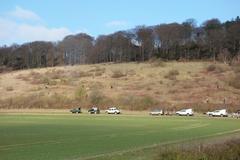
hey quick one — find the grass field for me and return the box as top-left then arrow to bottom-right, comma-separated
0,114 -> 240,160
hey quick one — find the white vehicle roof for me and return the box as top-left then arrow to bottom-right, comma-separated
179,108 -> 192,111
108,107 -> 118,110
214,109 -> 226,112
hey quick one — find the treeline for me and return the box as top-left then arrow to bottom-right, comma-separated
0,17 -> 240,70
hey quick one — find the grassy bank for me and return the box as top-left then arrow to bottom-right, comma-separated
0,62 -> 240,112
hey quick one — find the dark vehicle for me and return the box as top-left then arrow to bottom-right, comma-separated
233,110 -> 240,118
70,107 -> 81,114
88,107 -> 100,114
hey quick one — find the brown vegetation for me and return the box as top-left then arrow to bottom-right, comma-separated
111,70 -> 126,78
155,138 -> 240,160
164,69 -> 179,80
0,62 -> 240,111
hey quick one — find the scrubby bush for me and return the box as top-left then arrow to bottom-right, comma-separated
207,64 -> 217,72
155,138 -> 240,160
229,74 -> 240,89
206,64 -> 228,73
164,69 -> 179,80
6,86 -> 13,91
89,82 -> 104,90
45,69 -> 65,79
89,90 -> 104,105
75,86 -> 87,101
111,70 -> 126,78
70,71 -> 93,78
232,63 -> 240,73
140,96 -> 155,109
150,58 -> 166,67
29,71 -> 42,79
41,77 -> 57,85
0,66 -> 12,73
126,69 -> 136,76
0,93 -> 74,109
119,95 -> 157,110
90,66 -> 105,73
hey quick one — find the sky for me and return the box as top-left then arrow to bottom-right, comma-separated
0,0 -> 239,45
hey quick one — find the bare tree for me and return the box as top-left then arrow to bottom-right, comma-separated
136,26 -> 154,61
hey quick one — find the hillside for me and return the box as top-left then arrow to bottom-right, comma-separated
0,61 -> 239,112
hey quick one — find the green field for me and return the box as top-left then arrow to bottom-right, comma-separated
0,114 -> 240,160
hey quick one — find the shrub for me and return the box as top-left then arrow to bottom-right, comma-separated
150,58 -> 166,67
89,82 -> 104,90
159,80 -> 163,84
126,69 -> 136,76
28,72 -> 60,85
168,89 -> 177,94
111,70 -> 126,78
70,71 -> 93,78
206,64 -> 227,73
140,96 -> 155,109
119,95 -> 157,110
207,64 -> 216,72
45,69 -> 65,79
155,138 -> 240,160
89,66 -> 106,76
229,74 -> 240,89
0,66 -> 12,73
41,77 -> 57,85
29,71 -> 42,79
232,63 -> 240,73
95,71 -> 103,76
78,71 -> 93,77
59,78 -> 74,85
164,69 -> 179,80
89,90 -> 104,105
16,74 -> 30,81
0,93 -> 74,109
75,86 -> 87,101
6,86 -> 13,91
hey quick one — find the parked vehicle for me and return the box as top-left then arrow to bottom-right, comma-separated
149,109 -> 163,116
206,111 -> 214,116
88,107 -> 100,114
211,109 -> 228,117
70,107 -> 81,114
176,108 -> 193,116
232,110 -> 240,118
105,107 -> 120,114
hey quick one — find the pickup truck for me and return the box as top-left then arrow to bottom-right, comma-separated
210,109 -> 228,117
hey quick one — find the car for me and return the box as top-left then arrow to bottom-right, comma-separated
88,107 -> 100,114
70,107 -> 81,114
232,110 -> 240,118
211,109 -> 228,117
149,109 -> 163,116
105,107 -> 120,114
176,108 -> 193,116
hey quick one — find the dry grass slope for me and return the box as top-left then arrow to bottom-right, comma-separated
0,61 -> 240,111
